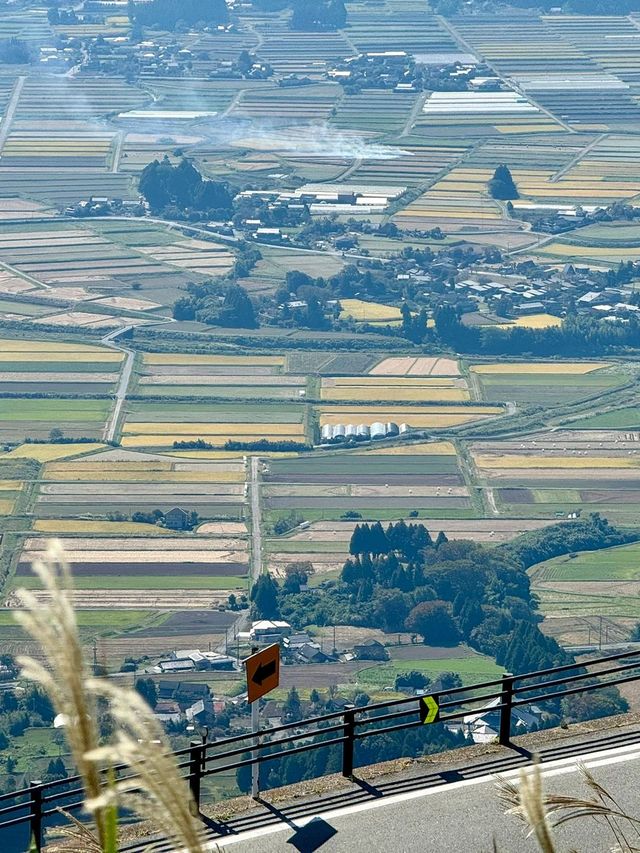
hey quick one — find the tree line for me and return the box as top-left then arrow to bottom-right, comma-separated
251,515 -> 632,721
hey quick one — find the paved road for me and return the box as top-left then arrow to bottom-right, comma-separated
101,326 -> 135,443
216,456 -> 262,652
208,737 -> 640,852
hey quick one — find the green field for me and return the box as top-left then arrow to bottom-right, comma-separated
126,401 -> 303,424
0,609 -> 161,637
478,373 -> 625,406
533,541 -> 640,582
569,408 -> 640,429
0,399 -> 110,421
355,654 -> 502,688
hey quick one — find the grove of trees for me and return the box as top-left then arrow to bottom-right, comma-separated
128,0 -> 228,29
139,158 -> 232,216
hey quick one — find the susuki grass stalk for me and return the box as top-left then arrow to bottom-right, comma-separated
14,540 -> 205,853
13,540 -> 109,847
497,759 -> 640,853
86,680 -> 205,853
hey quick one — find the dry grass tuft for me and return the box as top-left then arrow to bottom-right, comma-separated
14,540 -> 205,853
496,759 -> 640,852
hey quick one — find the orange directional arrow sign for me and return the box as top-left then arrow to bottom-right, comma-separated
419,694 -> 440,725
245,644 -> 280,703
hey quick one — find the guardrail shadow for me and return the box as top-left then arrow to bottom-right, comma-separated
123,722 -> 640,851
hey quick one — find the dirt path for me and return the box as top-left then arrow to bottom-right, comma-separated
400,92 -> 427,137
111,131 -> 125,173
550,132 -> 609,182
0,75 -> 25,154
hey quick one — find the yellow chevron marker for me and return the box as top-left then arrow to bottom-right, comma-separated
419,695 -> 440,725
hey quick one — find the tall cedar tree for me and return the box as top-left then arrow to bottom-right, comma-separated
488,164 -> 519,200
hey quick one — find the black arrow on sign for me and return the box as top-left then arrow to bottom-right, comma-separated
252,660 -> 276,686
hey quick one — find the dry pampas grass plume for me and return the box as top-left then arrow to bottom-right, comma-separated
13,539 -> 206,853
496,758 -> 640,853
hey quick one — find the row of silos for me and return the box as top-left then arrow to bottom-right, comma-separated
320,422 -> 409,444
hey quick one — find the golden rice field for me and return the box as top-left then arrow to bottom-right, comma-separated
142,353 -> 284,366
0,350 -> 122,363
339,299 -> 404,322
33,519 -> 166,534
539,244 -> 640,260
320,384 -> 469,402
0,338 -> 121,355
352,440 -> 457,455
495,314 -> 562,330
5,443 -> 106,461
474,454 -> 640,469
471,362 -> 609,375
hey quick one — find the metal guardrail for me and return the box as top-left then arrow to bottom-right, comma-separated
2,647 -> 640,851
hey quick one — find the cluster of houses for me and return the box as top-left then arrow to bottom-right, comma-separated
153,649 -> 236,675
146,620 -> 549,744
154,680 -> 224,726
398,264 -> 640,324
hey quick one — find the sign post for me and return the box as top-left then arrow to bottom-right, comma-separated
250,698 -> 259,798
244,644 -> 280,798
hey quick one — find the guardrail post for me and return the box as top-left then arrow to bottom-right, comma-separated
29,780 -> 43,852
188,740 -> 202,816
499,672 -> 514,746
342,707 -> 356,779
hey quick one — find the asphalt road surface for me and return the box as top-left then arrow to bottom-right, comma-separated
208,738 -> 640,852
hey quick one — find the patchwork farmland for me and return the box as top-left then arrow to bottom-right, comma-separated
471,428 -> 640,525
4,0 -> 640,716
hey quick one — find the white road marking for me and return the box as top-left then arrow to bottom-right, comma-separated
206,739 -> 640,849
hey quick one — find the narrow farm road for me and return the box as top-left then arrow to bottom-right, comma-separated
218,456 -> 263,653
0,76 -> 25,154
101,326 -> 135,443
111,131 -> 125,173
250,455 -> 263,590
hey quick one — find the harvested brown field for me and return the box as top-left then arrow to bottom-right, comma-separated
16,561 -> 248,577
580,489 -> 640,503
23,536 -> 246,552
265,473 -> 463,485
7,590 -> 231,609
266,496 -> 470,509
22,548 -> 247,563
499,488 -> 535,504
197,522 -> 248,535
278,662 -> 371,689
132,610 -> 236,636
285,517 -> 552,542
370,357 -> 460,376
